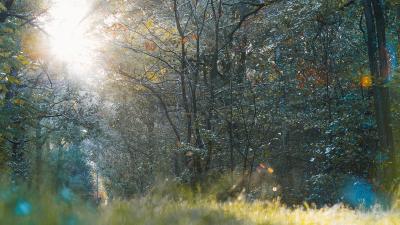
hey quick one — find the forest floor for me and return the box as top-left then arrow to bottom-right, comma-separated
2,188 -> 400,225
95,199 -> 400,225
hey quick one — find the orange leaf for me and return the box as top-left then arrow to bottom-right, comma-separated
144,41 -> 157,51
181,37 -> 189,44
191,34 -> 198,41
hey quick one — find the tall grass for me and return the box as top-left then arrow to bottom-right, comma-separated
1,182 -> 400,225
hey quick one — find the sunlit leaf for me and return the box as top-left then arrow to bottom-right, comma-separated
181,37 -> 189,44
191,33 -> 198,41
160,68 -> 167,75
144,41 -> 157,51
2,64 -> 11,74
6,76 -> 20,85
0,3 -> 7,12
146,71 -> 159,82
21,32 -> 43,60
145,19 -> 154,28
16,55 -> 30,65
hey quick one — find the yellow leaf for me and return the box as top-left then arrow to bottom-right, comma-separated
160,68 -> 167,75
163,30 -> 172,40
16,54 -> 30,65
145,19 -> 154,28
146,71 -> 159,82
21,32 -> 43,60
6,76 -> 20,85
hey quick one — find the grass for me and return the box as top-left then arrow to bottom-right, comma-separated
2,184 -> 400,225
97,198 -> 400,225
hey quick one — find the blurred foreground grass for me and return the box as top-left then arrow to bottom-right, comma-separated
1,184 -> 400,225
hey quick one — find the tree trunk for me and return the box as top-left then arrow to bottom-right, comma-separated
204,0 -> 222,172
173,0 -> 192,144
363,0 -> 395,190
34,119 -> 43,190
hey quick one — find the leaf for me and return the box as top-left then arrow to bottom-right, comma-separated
2,64 -> 11,74
0,51 -> 11,57
13,98 -> 25,105
109,23 -> 127,32
21,32 -> 42,60
16,54 -> 30,65
181,37 -> 189,44
0,3 -> 7,12
6,76 -> 21,85
146,71 -> 159,82
160,68 -> 167,75
145,19 -> 154,28
2,28 -> 14,33
163,30 -> 173,40
191,33 -> 198,41
0,84 -> 8,93
144,41 -> 157,51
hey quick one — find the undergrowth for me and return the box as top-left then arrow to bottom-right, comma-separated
1,183 -> 400,225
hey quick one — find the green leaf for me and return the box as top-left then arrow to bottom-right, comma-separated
2,64 -> 11,74
6,76 -> 20,85
0,3 -> 7,12
0,51 -> 11,58
0,83 -> 8,93
16,54 -> 30,65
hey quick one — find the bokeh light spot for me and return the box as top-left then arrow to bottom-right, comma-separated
360,75 -> 373,88
15,200 -> 32,216
60,187 -> 74,202
342,177 -> 376,208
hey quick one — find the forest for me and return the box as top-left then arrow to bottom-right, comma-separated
1,0 -> 400,224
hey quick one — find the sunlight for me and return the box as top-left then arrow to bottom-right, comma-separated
44,0 -> 97,73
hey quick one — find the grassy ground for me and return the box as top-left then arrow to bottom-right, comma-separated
2,187 -> 400,225
98,198 -> 400,225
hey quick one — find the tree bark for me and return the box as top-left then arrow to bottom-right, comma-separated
363,0 -> 395,190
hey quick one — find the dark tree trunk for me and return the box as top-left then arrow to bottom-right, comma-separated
34,120 -> 43,190
204,0 -> 222,173
363,0 -> 396,190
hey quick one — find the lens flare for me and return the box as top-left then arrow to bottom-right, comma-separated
360,75 -> 372,88
44,0 -> 99,75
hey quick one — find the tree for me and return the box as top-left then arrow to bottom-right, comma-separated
363,0 -> 396,190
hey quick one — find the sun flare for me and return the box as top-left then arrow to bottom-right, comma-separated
45,0 -> 96,68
